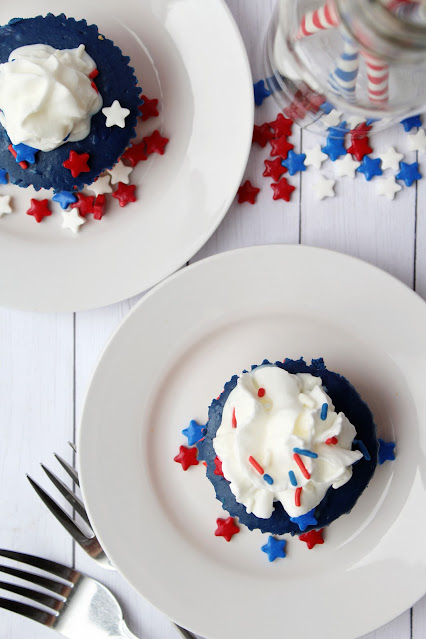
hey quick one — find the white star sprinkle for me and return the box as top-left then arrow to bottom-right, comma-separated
61,209 -> 86,234
107,160 -> 133,185
304,144 -> 328,169
102,100 -> 130,128
347,115 -> 366,130
334,154 -> 360,178
376,177 -> 402,201
87,174 -> 112,196
0,195 -> 12,218
408,128 -> 426,153
320,109 -> 342,129
313,175 -> 336,200
379,146 -> 404,171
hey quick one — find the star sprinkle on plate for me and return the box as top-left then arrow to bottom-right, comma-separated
112,182 -> 137,207
0,195 -> 12,218
299,528 -> 325,549
215,517 -> 240,542
182,420 -> 206,446
174,445 -> 199,471
61,208 -> 86,234
107,160 -> 134,184
378,439 -> 396,464
138,94 -> 159,121
87,175 -> 113,197
102,100 -> 130,128
52,191 -> 78,210
261,536 -> 287,562
26,199 -> 52,223
143,130 -> 169,155
237,180 -> 260,204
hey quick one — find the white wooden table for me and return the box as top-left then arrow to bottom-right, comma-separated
1,1 -> 425,637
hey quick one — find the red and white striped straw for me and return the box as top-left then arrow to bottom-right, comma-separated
296,2 -> 340,39
362,51 -> 389,104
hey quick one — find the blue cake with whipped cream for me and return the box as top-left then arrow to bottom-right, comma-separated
197,358 -> 378,536
0,14 -> 142,192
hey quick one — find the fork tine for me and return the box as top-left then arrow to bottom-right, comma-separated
0,565 -> 68,596
54,452 -> 80,487
68,441 -> 77,453
41,464 -> 89,525
26,476 -> 90,547
0,580 -> 64,609
0,550 -> 75,581
0,597 -> 57,626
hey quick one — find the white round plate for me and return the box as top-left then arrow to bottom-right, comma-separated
79,245 -> 426,639
0,0 -> 253,312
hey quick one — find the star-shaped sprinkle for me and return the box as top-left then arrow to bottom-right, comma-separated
174,445 -> 199,471
347,115 -> 366,130
378,438 -> 396,464
269,113 -> 293,138
26,199 -> 52,223
102,100 -> 130,128
322,126 -> 347,161
87,175 -> 112,196
12,143 -> 38,164
401,114 -> 422,132
121,142 -> 148,168
52,191 -> 78,210
252,123 -> 274,147
8,144 -> 27,169
0,195 -> 12,218
93,195 -> 106,220
213,456 -> 224,477
320,109 -> 342,128
304,144 -> 327,169
112,182 -> 137,207
138,95 -> 159,121
108,160 -> 133,184
271,177 -> 296,202
182,419 -> 206,446
356,156 -> 383,181
263,158 -> 287,181
261,536 -> 287,562
379,146 -> 404,171
408,128 -> 426,153
61,208 -> 86,234
237,180 -> 260,204
299,528 -> 324,549
0,169 -> 7,184
143,130 -> 169,155
396,161 -> 422,187
290,508 -> 318,532
70,193 -> 95,217
313,175 -> 335,200
63,150 -> 90,178
347,134 -> 373,161
253,80 -> 271,106
214,516 -> 240,542
376,177 -> 402,200
320,101 -> 335,114
281,150 -> 306,175
270,135 -> 294,160
334,154 -> 360,178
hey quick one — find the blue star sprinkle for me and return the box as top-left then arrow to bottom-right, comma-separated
281,150 -> 306,175
253,80 -> 271,107
12,143 -> 38,164
378,438 -> 396,465
396,161 -> 422,187
290,508 -> 318,532
182,419 -> 206,446
320,101 -> 335,114
261,536 -> 287,562
322,124 -> 347,161
401,114 -> 422,132
0,168 -> 8,184
52,191 -> 78,210
356,155 -> 383,181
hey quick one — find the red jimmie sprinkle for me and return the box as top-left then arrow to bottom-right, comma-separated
295,486 -> 302,507
257,388 -> 266,398
326,437 -> 338,445
8,144 -> 28,170
293,453 -> 311,479
89,69 -> 99,79
232,407 -> 237,428
249,456 -> 264,475
91,81 -> 99,93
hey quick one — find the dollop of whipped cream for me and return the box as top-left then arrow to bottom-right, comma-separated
0,44 -> 103,152
213,365 -> 363,519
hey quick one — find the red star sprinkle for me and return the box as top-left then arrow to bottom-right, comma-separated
139,95 -> 159,121
347,136 -> 373,161
93,194 -> 106,220
237,180 -> 260,204
269,113 -> 293,138
213,456 -> 224,477
121,142 -> 148,167
174,445 -> 199,471
271,177 -> 295,202
269,135 -> 294,160
214,516 -> 240,542
112,182 -> 137,207
263,157 -> 287,182
71,193 -> 95,217
351,122 -> 372,138
252,123 -> 274,148
143,130 -> 169,155
26,199 -> 51,223
299,528 -> 325,549
284,100 -> 307,121
63,150 -> 90,178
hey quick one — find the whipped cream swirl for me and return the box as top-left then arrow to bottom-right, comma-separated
213,365 -> 363,519
0,43 -> 103,152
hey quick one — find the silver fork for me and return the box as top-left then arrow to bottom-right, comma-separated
26,445 -> 196,639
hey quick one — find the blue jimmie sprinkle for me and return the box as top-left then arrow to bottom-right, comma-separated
288,470 -> 297,486
353,438 -> 371,461
293,448 -> 318,459
263,474 -> 274,485
320,403 -> 328,420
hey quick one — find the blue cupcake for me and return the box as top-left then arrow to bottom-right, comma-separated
0,14 -> 142,192
197,358 -> 378,536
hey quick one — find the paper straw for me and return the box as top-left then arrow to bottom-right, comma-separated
296,2 -> 339,39
328,38 -> 359,102
362,51 -> 389,104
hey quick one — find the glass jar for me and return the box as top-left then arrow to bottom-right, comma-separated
264,0 -> 426,133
